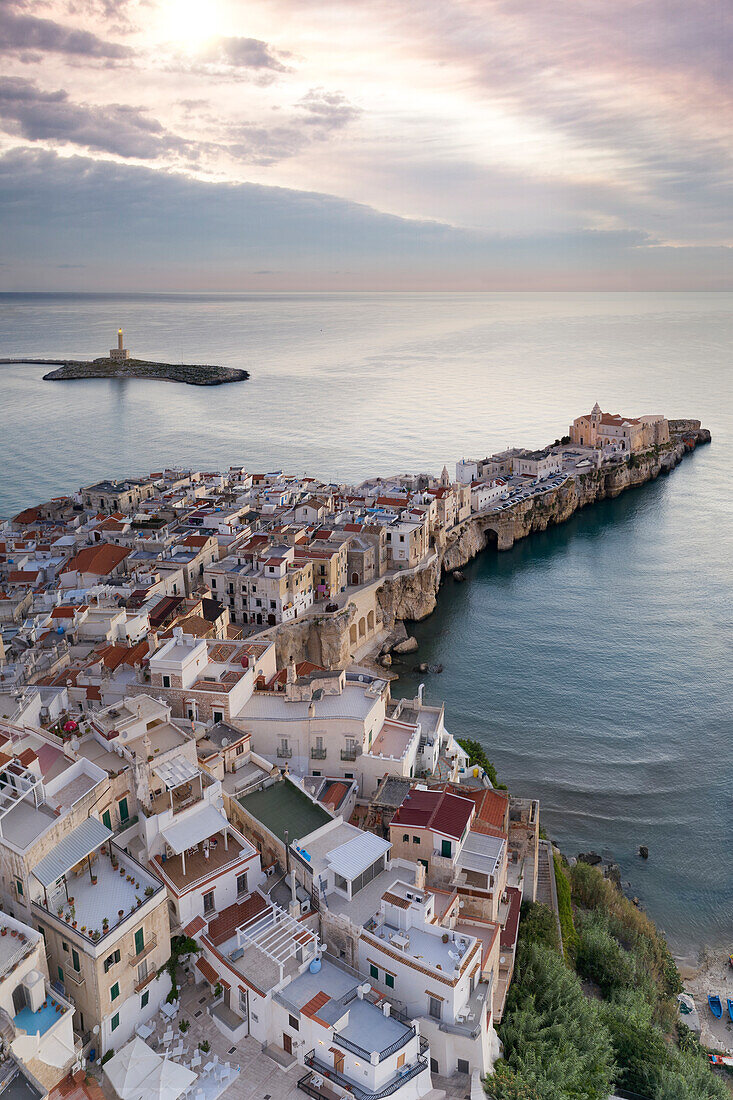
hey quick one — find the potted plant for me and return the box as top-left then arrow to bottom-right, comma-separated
0,927 -> 6,937
442,933 -> 449,944
118,909 -> 124,919
144,886 -> 155,897
65,914 -> 71,923
92,930 -> 100,942
214,982 -> 223,999
119,868 -> 125,877
57,907 -> 64,917
80,925 -> 86,933
91,874 -> 98,885
179,1019 -> 190,1033
198,1041 -> 210,1054
10,929 -> 17,938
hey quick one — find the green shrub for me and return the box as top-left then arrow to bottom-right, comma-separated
517,901 -> 559,954
575,912 -> 637,996
100,1050 -> 114,1066
552,853 -> 577,959
488,943 -> 615,1100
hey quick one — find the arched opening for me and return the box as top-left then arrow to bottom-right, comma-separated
358,617 -> 366,638
350,624 -> 358,645
351,572 -> 360,586
367,610 -> 375,632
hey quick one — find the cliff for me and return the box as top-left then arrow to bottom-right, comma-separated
258,427 -> 710,666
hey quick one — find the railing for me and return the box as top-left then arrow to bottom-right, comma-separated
276,747 -> 293,759
134,970 -> 157,993
128,931 -> 157,964
340,746 -> 362,761
303,1051 -> 428,1100
65,967 -> 85,986
311,748 -> 327,759
333,1024 -> 416,1063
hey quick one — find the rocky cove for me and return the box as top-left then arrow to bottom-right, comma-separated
260,422 -> 711,670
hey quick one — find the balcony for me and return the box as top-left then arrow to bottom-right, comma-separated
303,1050 -> 428,1100
65,967 -> 85,987
134,969 -> 157,994
334,1022 -> 416,1063
276,747 -> 293,759
311,748 -> 327,760
340,746 -> 362,761
128,931 -> 157,965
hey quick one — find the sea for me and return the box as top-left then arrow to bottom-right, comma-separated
0,291 -> 731,958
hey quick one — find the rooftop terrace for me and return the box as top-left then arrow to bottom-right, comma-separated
238,780 -> 331,843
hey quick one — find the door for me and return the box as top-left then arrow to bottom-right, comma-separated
102,809 -> 111,830
283,1033 -> 292,1055
441,838 -> 452,858
333,1051 -> 344,1075
134,927 -> 144,956
118,797 -> 129,824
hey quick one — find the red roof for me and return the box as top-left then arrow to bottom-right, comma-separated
207,892 -> 269,947
445,784 -> 509,834
391,788 -> 474,840
195,957 -> 219,985
501,886 -> 522,951
183,915 -> 207,937
62,543 -> 131,576
322,781 -> 349,809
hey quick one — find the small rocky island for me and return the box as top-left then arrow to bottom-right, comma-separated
0,329 -> 249,386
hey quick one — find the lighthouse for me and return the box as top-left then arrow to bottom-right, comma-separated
109,328 -> 130,361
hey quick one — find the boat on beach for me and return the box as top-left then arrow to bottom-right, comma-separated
727,998 -> 733,1022
708,993 -> 723,1018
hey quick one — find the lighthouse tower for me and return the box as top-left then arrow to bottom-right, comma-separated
109,328 -> 130,361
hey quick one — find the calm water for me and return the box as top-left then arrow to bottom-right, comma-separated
1,292 -> 731,954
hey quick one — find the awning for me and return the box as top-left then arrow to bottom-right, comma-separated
325,831 -> 390,881
161,804 -> 228,854
153,757 -> 198,790
32,816 -> 113,888
102,1036 -> 160,1099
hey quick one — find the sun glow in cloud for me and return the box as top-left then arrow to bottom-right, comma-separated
154,0 -> 224,50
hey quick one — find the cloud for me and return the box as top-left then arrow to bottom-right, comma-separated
0,78 -> 189,160
297,88 -> 360,130
224,88 -> 360,165
0,6 -> 132,59
206,36 -> 290,71
0,148 -> 729,291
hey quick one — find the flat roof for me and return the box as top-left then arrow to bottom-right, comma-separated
327,832 -> 391,881
238,780 -> 331,843
161,804 -> 229,854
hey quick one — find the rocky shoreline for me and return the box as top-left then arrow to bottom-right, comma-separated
0,357 -> 249,386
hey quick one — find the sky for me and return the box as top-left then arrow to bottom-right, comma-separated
0,0 -> 731,291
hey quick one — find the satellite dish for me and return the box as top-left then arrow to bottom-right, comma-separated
69,738 -> 80,752
221,737 -> 229,748
93,1025 -> 100,1035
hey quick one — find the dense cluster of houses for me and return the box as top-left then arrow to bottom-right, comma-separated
0,441 -> 575,1100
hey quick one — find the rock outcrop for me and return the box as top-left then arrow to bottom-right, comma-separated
258,426 -> 710,667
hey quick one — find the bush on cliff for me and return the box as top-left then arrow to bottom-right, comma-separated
457,738 -> 506,788
487,941 -> 615,1100
552,853 -> 578,960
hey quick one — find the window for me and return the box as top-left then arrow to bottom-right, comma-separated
15,879 -> 23,897
213,711 -> 223,724
385,972 -> 395,989
211,578 -> 217,588
397,1054 -> 405,1069
203,890 -> 215,913
428,996 -> 442,1020
441,839 -> 452,858
58,965 -> 64,984
236,873 -> 248,897
104,950 -> 121,973
457,1059 -> 470,1075
118,797 -> 129,823
141,991 -> 149,1009
370,964 -> 379,980
111,1012 -> 120,1032
236,743 -> 244,755
412,835 -> 420,844
288,1015 -> 299,1031
402,833 -> 409,842
134,928 -> 145,956
344,773 -> 353,780
71,949 -> 81,973
162,674 -> 171,688
102,809 -> 112,830
110,982 -> 120,1002
62,941 -> 69,953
